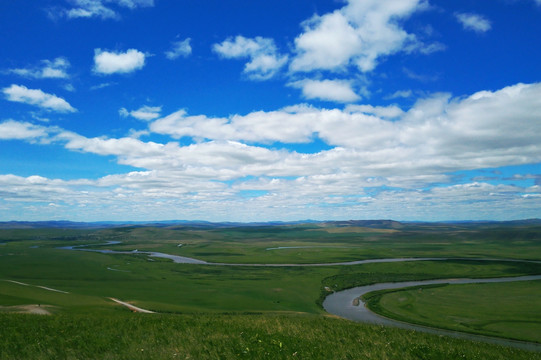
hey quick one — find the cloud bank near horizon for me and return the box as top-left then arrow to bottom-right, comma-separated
1,82 -> 540,221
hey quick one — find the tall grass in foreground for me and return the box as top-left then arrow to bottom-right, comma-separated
1,313 -> 539,360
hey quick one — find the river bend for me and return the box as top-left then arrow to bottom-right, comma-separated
58,242 -> 541,351
323,275 -> 541,352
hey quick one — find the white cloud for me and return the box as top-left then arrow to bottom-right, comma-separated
403,67 -> 439,82
62,0 -> 154,20
93,49 -> 146,75
213,36 -> 268,58
148,82 -> 541,166
1,169 -> 538,222
149,107 -> 315,144
415,41 -> 446,55
345,104 -> 404,118
290,11 -> 363,72
7,57 -> 70,79
165,38 -> 192,60
64,0 -> 117,19
455,12 -> 491,33
116,0 -> 154,9
213,36 -> 288,80
0,120 -> 49,140
30,112 -> 51,123
2,82 -> 541,221
288,79 -> 361,103
63,84 -> 76,92
386,89 -> 413,99
289,0 -> 431,73
119,105 -> 162,121
127,128 -> 150,139
90,82 -> 116,90
2,84 -> 76,113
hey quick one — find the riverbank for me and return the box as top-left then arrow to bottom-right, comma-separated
323,275 -> 541,352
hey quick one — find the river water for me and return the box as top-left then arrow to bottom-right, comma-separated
323,275 -> 541,352
58,241 -> 541,351
58,241 -> 208,264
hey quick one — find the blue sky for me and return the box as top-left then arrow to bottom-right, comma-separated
0,0 -> 540,222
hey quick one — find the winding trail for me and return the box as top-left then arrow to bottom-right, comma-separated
2,279 -> 70,294
109,298 -> 155,313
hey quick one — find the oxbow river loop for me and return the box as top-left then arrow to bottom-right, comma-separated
323,275 -> 541,352
59,242 -> 541,351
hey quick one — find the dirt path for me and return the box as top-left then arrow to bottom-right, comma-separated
109,298 -> 155,313
0,304 -> 55,315
2,280 -> 69,293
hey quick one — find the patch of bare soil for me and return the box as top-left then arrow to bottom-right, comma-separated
0,304 -> 56,315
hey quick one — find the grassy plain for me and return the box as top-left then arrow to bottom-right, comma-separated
21,222 -> 537,264
2,221 -> 540,259
364,280 -> 541,343
2,312 -> 541,360
0,222 -> 540,358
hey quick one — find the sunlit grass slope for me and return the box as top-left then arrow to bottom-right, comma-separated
1,313 -> 540,360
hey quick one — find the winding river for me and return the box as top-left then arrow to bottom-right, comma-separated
323,275 -> 541,352
58,241 -> 208,264
58,242 -> 541,267
58,242 -> 541,351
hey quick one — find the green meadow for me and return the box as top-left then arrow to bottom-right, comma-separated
364,280 -> 541,343
2,313 -> 539,360
1,222 -> 540,358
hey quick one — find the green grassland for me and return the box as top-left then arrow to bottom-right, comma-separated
1,222 -> 540,358
116,223 -> 541,263
364,280 -> 541,343
2,222 -> 540,264
2,312 -> 540,360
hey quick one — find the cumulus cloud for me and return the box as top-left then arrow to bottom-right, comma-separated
61,0 -> 154,20
148,82 -> 541,166
0,120 -> 49,140
119,105 -> 162,121
455,12 -> 492,33
165,38 -> 192,60
288,79 -> 361,103
149,107 -> 315,144
7,57 -> 70,79
386,89 -> 413,99
345,104 -> 404,118
93,49 -> 146,75
213,36 -> 288,80
1,171 -> 538,222
2,82 -> 541,221
2,84 -> 76,113
289,0 -> 433,73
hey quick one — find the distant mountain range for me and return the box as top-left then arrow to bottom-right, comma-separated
0,219 -> 318,229
0,219 -> 540,229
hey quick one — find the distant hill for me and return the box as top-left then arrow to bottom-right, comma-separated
0,220 -> 317,229
0,219 -> 539,230
0,221 -> 117,229
321,219 -> 405,229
